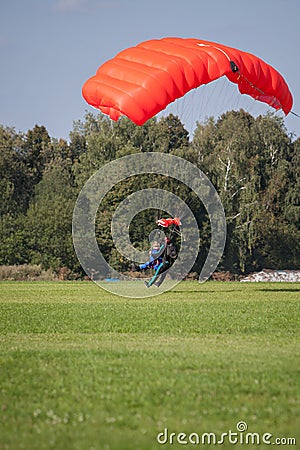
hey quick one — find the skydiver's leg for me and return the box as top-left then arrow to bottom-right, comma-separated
154,270 -> 168,287
155,260 -> 176,287
145,262 -> 169,288
144,263 -> 164,288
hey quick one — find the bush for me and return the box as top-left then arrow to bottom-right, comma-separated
0,264 -> 54,281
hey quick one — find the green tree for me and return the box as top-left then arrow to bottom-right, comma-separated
25,157 -> 78,270
0,213 -> 30,265
72,113 -> 193,272
0,126 -> 29,215
22,125 -> 52,186
192,110 -> 299,273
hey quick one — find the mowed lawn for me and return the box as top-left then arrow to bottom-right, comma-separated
0,281 -> 299,450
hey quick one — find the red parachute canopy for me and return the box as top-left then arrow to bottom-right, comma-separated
157,217 -> 181,228
82,37 -> 293,126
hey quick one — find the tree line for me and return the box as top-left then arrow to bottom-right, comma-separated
0,109 -> 299,277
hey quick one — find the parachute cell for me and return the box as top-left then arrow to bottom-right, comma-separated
82,37 -> 293,125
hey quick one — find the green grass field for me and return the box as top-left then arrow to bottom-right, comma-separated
0,281 -> 299,450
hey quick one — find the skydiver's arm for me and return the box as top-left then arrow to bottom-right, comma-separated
139,261 -> 151,270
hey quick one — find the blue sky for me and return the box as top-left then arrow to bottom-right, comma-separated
0,0 -> 299,140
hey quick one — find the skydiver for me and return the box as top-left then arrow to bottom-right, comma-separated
133,240 -> 164,273
133,237 -> 178,288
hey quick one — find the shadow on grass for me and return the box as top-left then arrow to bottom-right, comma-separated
256,288 -> 300,292
170,289 -> 243,293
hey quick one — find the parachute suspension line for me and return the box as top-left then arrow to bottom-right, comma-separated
170,224 -> 182,238
196,45 -> 272,117
186,88 -> 201,132
229,61 -> 281,112
195,78 -> 229,126
196,44 -> 259,121
196,43 -> 241,119
291,110 -> 300,118
198,84 -> 208,117
217,78 -> 240,115
154,183 -> 179,229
